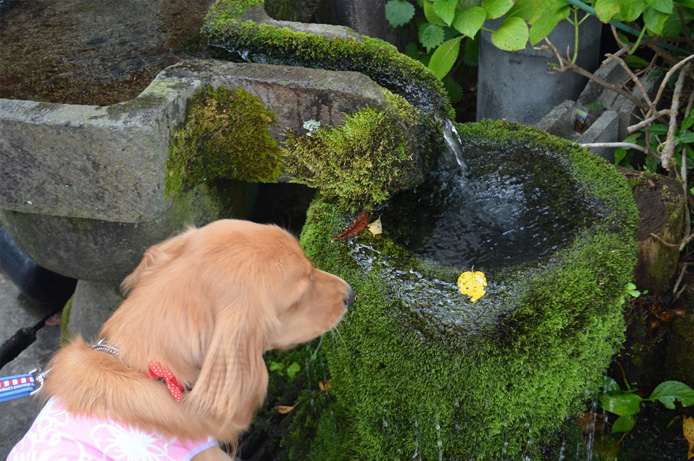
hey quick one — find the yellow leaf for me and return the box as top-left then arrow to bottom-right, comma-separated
367,217 -> 382,235
457,270 -> 487,303
684,416 -> 694,459
275,405 -> 295,414
319,380 -> 332,392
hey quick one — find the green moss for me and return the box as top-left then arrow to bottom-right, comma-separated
166,85 -> 282,198
202,0 -> 453,119
292,120 -> 639,459
282,92 -> 433,211
60,297 -> 73,346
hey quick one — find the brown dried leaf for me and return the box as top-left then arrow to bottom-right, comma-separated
331,211 -> 370,242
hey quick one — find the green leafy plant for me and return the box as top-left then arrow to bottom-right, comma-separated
599,376 -> 694,433
269,360 -> 302,379
625,282 -> 645,298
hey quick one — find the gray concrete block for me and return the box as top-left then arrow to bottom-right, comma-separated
580,110 -> 620,162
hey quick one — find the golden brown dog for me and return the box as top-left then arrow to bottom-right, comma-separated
9,220 -> 353,460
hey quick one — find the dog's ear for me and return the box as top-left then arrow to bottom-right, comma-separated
121,228 -> 194,295
187,307 -> 270,440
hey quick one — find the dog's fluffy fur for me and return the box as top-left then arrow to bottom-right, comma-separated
41,220 -> 352,460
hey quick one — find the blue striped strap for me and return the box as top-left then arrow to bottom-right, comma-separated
0,373 -> 37,403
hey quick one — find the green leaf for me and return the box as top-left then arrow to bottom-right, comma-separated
386,0 -> 416,27
660,6 -> 694,36
529,4 -> 571,45
434,0 -> 459,24
419,23 -> 446,51
464,34 -> 480,65
482,0 -> 516,19
681,116 -> 694,132
452,6 -> 487,37
507,0 -> 549,22
429,36 -> 464,79
423,0 -> 446,24
269,361 -> 284,372
614,0 -> 647,21
645,155 -> 660,172
443,75 -> 464,103
491,16 -> 529,50
405,42 -> 421,59
594,0 -> 622,22
650,123 -> 669,134
615,147 -> 629,165
677,132 -> 694,143
643,6 -> 671,34
649,381 -> 694,409
624,55 -> 650,68
646,0 -> 673,13
599,391 -> 642,416
603,376 -> 623,393
611,414 -> 636,433
286,362 -> 301,379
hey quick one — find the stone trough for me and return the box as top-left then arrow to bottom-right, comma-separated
0,0 -> 639,458
0,57 -> 407,334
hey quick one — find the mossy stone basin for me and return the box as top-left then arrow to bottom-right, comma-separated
297,121 -> 639,459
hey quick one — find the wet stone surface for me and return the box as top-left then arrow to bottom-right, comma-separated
0,0 -> 214,105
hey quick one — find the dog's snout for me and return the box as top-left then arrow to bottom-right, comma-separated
343,285 -> 355,310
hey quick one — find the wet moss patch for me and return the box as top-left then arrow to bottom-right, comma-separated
282,91 -> 435,211
166,85 -> 283,198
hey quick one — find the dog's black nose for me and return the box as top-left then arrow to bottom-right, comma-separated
344,285 -> 355,310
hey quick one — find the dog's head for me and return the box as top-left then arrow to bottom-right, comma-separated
102,219 -> 353,438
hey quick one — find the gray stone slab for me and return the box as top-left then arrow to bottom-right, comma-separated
0,59 -> 388,224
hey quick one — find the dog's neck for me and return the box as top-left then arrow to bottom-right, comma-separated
90,338 -> 184,402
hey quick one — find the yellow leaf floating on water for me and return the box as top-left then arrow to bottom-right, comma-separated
457,271 -> 487,303
684,416 -> 694,459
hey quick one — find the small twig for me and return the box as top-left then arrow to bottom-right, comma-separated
672,262 -> 693,297
650,232 -> 680,248
581,142 -> 649,153
538,39 -> 651,113
652,54 -> 694,107
660,62 -> 691,171
607,52 -> 655,108
628,109 -> 672,133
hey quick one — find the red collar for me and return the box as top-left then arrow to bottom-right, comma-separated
148,362 -> 184,402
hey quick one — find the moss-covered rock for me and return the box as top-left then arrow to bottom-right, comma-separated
166,85 -> 283,197
294,121 -> 639,459
201,0 -> 453,119
282,90 -> 439,211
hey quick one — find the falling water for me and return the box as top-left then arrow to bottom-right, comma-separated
441,119 -> 468,174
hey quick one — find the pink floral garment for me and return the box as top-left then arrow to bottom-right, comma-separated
8,398 -> 218,460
